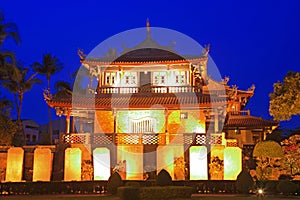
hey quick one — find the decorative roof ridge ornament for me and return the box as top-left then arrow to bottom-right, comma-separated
202,44 -> 210,57
146,18 -> 150,37
78,48 -> 86,61
43,89 -> 52,101
248,84 -> 256,92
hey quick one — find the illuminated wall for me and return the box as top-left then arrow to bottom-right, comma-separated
95,110 -> 114,133
116,110 -> 165,133
33,148 -> 52,182
167,110 -> 205,134
117,145 -> 143,180
93,148 -> 110,180
157,145 -> 184,180
210,145 -> 225,180
64,148 -> 82,181
190,146 -> 208,180
224,147 -> 242,180
168,110 -> 180,133
5,147 -> 24,182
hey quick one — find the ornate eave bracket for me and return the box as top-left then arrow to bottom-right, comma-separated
43,89 -> 52,101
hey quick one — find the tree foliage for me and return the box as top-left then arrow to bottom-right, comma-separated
0,11 -> 20,80
0,96 -> 17,146
32,53 -> 63,145
0,11 -> 20,46
0,114 -> 17,145
269,71 -> 300,121
1,64 -> 41,145
280,134 -> 300,176
253,141 -> 284,180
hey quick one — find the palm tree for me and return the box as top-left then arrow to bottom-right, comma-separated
54,80 -> 72,96
0,11 -> 20,80
0,11 -> 21,46
32,54 -> 63,144
1,64 -> 41,145
0,95 -> 12,117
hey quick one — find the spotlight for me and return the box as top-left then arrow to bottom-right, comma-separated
257,188 -> 264,199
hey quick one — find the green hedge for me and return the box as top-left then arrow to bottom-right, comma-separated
276,180 -> 299,195
118,186 -> 193,200
118,186 -> 140,200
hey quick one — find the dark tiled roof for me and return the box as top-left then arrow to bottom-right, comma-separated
224,115 -> 278,128
47,92 -> 229,109
114,48 -> 185,62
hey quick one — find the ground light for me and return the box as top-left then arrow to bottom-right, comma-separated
257,188 -> 264,200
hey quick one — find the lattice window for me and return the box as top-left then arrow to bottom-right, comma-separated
67,134 -> 89,144
116,134 -> 139,144
93,135 -> 113,144
208,135 -> 222,144
226,141 -> 238,147
184,134 -> 193,144
195,134 -> 206,145
142,135 -> 158,144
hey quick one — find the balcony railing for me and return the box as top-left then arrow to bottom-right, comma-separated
96,86 -> 224,94
228,110 -> 250,116
62,133 -> 223,145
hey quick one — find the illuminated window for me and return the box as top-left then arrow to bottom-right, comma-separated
153,72 -> 166,85
124,72 -> 137,85
174,71 -> 187,85
105,72 -> 117,85
180,112 -> 188,119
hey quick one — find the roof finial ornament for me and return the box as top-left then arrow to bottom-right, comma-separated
202,44 -> 210,57
146,18 -> 150,37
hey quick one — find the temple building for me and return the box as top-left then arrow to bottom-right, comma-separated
44,23 -> 278,181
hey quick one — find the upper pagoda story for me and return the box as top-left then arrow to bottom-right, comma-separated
77,21 -> 254,105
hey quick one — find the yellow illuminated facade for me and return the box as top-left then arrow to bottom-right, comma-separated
45,23 -> 278,181
33,148 -> 52,182
5,147 -> 24,182
190,146 -> 208,180
224,147 -> 242,180
64,148 -> 82,181
93,148 -> 110,180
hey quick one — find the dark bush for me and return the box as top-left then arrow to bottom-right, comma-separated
139,186 -> 193,200
125,181 -> 140,187
278,174 -> 292,180
276,180 -> 299,195
118,186 -> 140,200
235,169 -> 254,194
107,172 -> 123,194
156,169 -> 173,186
264,181 -> 279,195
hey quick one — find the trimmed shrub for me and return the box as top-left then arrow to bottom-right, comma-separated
125,181 -> 140,187
118,186 -> 140,200
278,174 -> 292,180
264,181 -> 279,195
276,180 -> 299,195
139,186 -> 193,200
107,172 -> 123,194
156,169 -> 173,186
235,169 -> 254,194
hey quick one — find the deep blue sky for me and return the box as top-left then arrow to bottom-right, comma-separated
1,0 -> 300,128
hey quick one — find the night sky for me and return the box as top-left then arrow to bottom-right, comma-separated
1,0 -> 300,129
